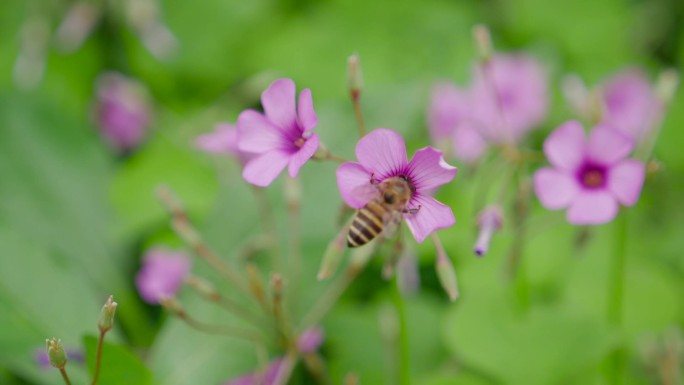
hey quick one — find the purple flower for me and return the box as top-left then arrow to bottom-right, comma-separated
94,72 -> 151,151
473,205 -> 503,257
336,129 -> 457,243
195,123 -> 255,164
224,359 -> 283,385
533,121 -> 645,225
297,327 -> 324,353
135,248 -> 191,304
237,78 -> 319,187
427,83 -> 487,162
470,54 -> 548,143
600,70 -> 662,142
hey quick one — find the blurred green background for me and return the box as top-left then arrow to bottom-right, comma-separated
1,0 -> 683,384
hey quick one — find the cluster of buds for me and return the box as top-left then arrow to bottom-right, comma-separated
43,296 -> 117,385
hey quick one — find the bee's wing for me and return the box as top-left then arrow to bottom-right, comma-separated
380,210 -> 403,240
350,183 -> 379,205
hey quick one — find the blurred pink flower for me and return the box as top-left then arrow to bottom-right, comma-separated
533,121 -> 645,225
336,128 -> 457,243
600,70 -> 662,142
427,83 -> 487,162
224,359 -> 283,385
135,248 -> 191,304
195,123 -> 255,164
470,54 -> 548,143
297,327 -> 324,353
237,78 -> 319,187
94,72 -> 151,151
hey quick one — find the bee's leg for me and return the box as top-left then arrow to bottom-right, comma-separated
402,205 -> 422,215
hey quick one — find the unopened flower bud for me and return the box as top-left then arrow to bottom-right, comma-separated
474,205 -> 503,257
472,24 -> 493,62
98,295 -> 117,333
46,338 -> 67,369
396,251 -> 420,296
94,72 -> 151,152
55,2 -> 101,53
432,235 -> 459,301
246,264 -> 266,302
656,68 -> 679,106
347,54 -> 363,99
297,327 -> 324,353
317,230 -> 346,280
561,74 -> 590,118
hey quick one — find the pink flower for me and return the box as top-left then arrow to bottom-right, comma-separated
336,129 -> 457,243
533,121 -> 645,225
470,54 -> 548,143
427,83 -> 487,162
135,248 -> 191,304
223,359 -> 283,385
237,78 -> 319,187
195,123 -> 255,164
94,72 -> 151,151
600,70 -> 662,142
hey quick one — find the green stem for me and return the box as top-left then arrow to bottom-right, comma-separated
59,367 -> 72,385
391,282 -> 411,385
607,212 -> 628,384
90,330 -> 105,385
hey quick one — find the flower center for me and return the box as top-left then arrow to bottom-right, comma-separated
578,164 -> 606,189
294,137 -> 306,148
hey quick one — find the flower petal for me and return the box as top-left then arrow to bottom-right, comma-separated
607,159 -> 645,206
566,190 -> 619,225
427,82 -> 470,142
404,195 -> 455,243
336,162 -> 375,209
453,123 -> 487,162
586,125 -> 634,165
288,133 -> 319,177
356,128 -> 408,178
237,110 -> 287,153
242,150 -> 291,187
406,147 -> 457,193
261,78 -> 297,131
543,120 -> 585,171
195,123 -> 238,154
297,88 -> 318,133
533,167 -> 578,210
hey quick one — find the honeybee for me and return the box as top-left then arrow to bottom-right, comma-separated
347,176 -> 420,247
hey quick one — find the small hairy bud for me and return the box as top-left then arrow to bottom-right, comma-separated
472,24 -> 493,62
347,54 -> 363,99
46,338 -> 67,369
98,295 -> 117,333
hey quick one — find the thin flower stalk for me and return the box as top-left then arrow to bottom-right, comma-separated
156,186 -> 253,300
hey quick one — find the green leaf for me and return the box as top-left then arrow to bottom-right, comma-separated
84,335 -> 152,385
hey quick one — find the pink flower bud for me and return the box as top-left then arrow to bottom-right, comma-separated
94,72 -> 151,152
474,205 -> 503,257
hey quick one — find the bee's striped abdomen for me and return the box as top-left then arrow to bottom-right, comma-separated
347,201 -> 386,247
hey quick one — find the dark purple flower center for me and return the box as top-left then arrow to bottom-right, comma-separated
577,163 -> 607,189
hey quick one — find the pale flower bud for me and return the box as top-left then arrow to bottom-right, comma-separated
432,235 -> 459,301
46,338 -> 67,369
347,54 -> 363,98
98,295 -> 118,333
